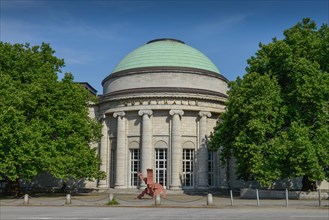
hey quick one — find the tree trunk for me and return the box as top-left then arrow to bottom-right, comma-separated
4,178 -> 20,196
301,175 -> 317,191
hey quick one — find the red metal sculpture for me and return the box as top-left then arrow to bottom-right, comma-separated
137,169 -> 166,199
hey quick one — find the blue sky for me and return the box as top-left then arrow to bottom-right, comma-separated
1,0 -> 328,94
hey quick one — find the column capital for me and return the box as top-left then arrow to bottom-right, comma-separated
138,109 -> 153,116
169,109 -> 184,116
199,111 -> 211,118
113,111 -> 125,118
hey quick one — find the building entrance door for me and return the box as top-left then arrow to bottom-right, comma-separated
130,149 -> 140,187
155,149 -> 167,188
183,149 -> 194,188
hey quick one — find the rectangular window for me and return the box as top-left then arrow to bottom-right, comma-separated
155,149 -> 167,187
183,149 -> 194,187
208,151 -> 215,187
130,149 -> 140,187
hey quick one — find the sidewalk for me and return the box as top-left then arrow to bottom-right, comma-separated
1,193 -> 328,208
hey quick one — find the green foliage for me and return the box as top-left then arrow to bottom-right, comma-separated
0,42 -> 104,185
210,18 -> 329,188
106,198 -> 120,206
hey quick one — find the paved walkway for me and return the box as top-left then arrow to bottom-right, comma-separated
1,193 -> 328,208
2,206 -> 329,220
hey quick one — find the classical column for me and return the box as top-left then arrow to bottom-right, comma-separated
113,111 -> 126,188
138,110 -> 153,185
198,111 -> 211,189
169,110 -> 184,190
98,114 -> 109,188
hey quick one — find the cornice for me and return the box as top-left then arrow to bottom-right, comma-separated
100,87 -> 228,102
102,66 -> 229,85
98,96 -> 227,115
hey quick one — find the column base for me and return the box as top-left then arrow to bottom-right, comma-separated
114,185 -> 127,189
98,180 -> 107,188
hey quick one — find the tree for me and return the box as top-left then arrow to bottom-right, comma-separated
210,18 -> 329,190
0,42 -> 104,194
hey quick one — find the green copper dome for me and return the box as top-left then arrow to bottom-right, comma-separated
112,38 -> 221,74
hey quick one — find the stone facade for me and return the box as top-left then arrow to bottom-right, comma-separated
95,96 -> 228,190
95,39 -> 230,190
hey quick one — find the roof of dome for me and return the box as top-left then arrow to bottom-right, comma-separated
112,38 -> 221,74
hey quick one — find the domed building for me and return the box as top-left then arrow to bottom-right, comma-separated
95,38 -> 229,190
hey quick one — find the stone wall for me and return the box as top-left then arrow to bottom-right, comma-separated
103,72 -> 228,95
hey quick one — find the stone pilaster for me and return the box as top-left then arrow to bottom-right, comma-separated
98,114 -> 109,188
198,111 -> 211,189
169,110 -> 184,190
113,111 -> 126,188
138,110 -> 153,185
